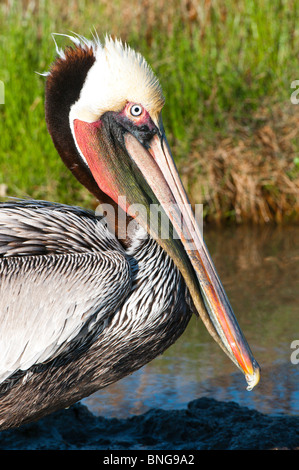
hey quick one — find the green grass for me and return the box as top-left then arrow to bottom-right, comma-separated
0,0 -> 298,215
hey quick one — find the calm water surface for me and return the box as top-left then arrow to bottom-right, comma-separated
83,226 -> 299,418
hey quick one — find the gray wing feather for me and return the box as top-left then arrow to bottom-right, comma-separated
0,200 -> 120,256
0,201 -> 131,383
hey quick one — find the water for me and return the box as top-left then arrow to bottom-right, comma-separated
83,225 -> 299,418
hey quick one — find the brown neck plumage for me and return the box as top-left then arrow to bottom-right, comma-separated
45,43 -> 132,246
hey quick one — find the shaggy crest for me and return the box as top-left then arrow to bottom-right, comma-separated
49,32 -> 165,125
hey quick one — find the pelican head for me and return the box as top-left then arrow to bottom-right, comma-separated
45,33 -> 260,390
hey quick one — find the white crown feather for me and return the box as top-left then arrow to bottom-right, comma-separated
48,32 -> 165,125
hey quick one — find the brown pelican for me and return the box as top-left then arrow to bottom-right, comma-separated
0,34 -> 260,430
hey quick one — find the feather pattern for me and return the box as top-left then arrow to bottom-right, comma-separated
0,200 -> 121,256
0,201 -> 191,430
0,201 -> 131,383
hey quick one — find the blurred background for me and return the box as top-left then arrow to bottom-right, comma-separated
0,0 -> 298,418
1,0 -> 299,223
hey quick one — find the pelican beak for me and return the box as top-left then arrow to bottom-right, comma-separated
73,116 -> 260,390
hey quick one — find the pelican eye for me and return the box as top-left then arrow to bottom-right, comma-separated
130,104 -> 143,117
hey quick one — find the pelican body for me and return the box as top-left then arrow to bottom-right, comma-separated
0,34 -> 260,430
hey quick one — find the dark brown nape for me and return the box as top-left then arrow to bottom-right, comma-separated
45,42 -> 131,245
45,44 -> 103,201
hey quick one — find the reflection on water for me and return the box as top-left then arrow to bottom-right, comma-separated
83,226 -> 299,418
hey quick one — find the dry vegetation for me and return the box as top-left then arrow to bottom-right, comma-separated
183,102 -> 299,224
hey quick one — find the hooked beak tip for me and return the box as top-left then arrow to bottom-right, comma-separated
245,360 -> 261,391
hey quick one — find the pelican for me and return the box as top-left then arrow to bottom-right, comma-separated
0,34 -> 260,430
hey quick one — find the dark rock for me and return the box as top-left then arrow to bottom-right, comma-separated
0,397 -> 298,450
